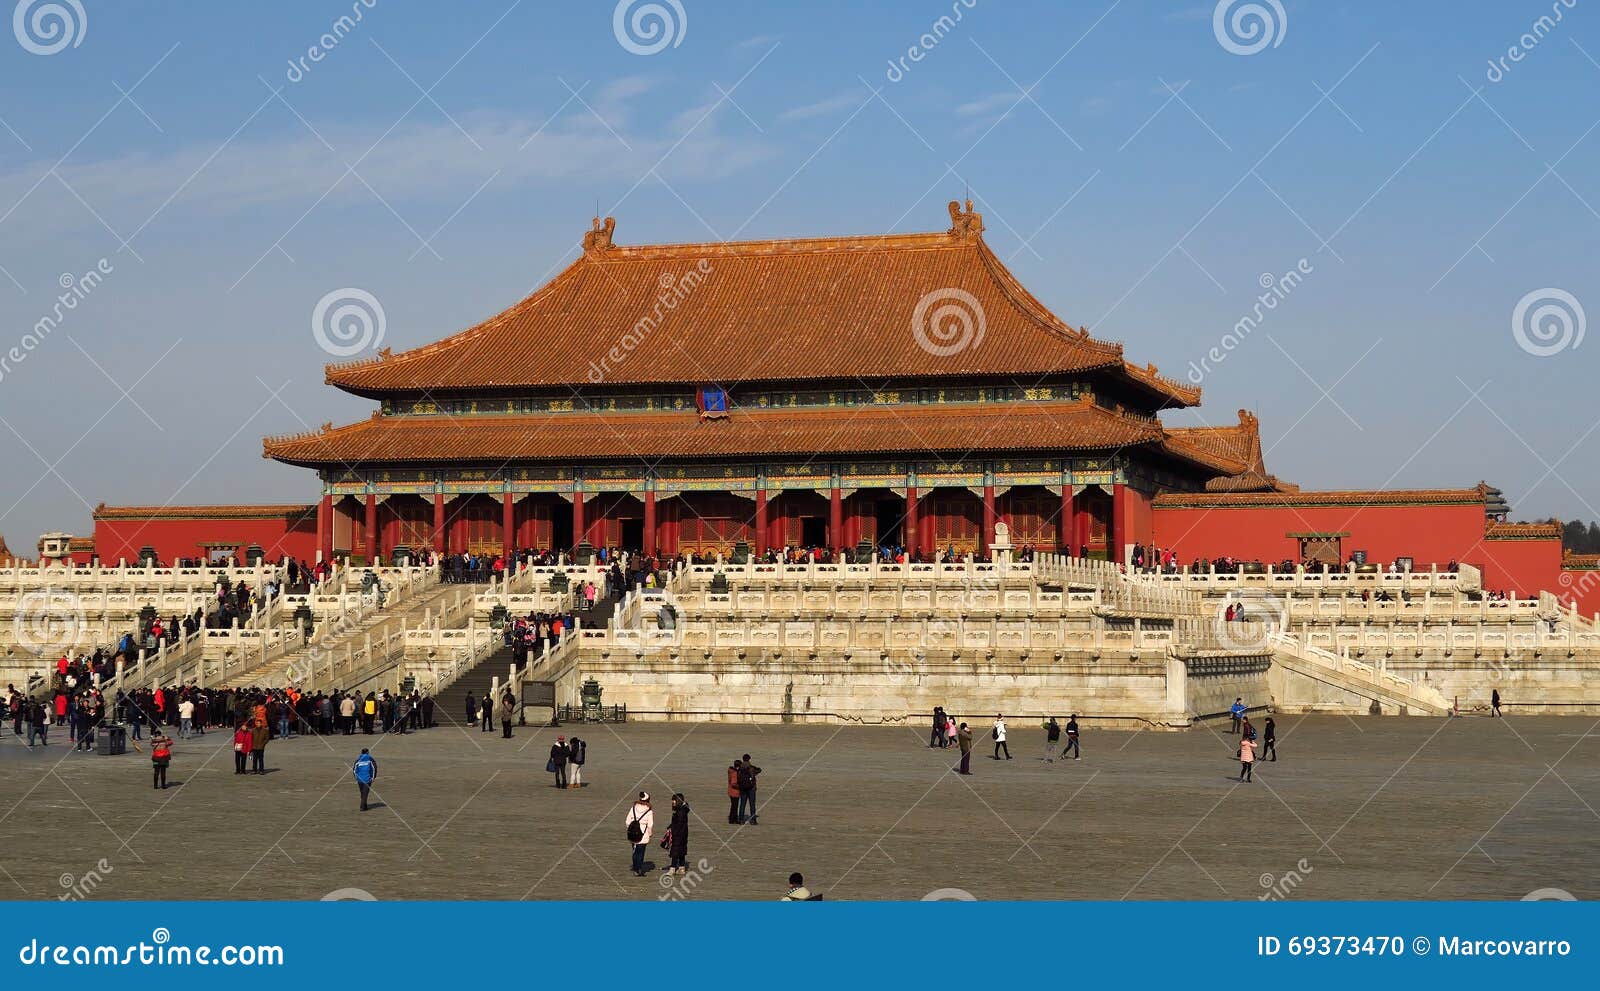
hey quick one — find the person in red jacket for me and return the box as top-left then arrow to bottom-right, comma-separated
232,723 -> 252,775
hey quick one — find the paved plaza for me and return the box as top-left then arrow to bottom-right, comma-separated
0,713 -> 1596,901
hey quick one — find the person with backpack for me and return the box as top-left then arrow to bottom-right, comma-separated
150,730 -> 173,790
1042,716 -> 1060,762
665,793 -> 690,875
624,792 -> 654,877
548,737 -> 569,789
353,748 -> 378,811
736,753 -> 761,825
567,736 -> 586,789
992,714 -> 1011,760
727,759 -> 742,824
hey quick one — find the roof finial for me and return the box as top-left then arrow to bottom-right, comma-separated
947,198 -> 984,240
583,214 -> 617,254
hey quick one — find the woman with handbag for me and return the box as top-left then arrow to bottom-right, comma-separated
548,737 -> 569,789
232,722 -> 251,774
665,793 -> 690,875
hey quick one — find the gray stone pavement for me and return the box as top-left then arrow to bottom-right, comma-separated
0,713 -> 1595,901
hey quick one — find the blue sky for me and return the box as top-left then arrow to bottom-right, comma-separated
0,0 -> 1596,550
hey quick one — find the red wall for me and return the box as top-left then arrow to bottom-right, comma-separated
1152,500 -> 1573,602
1478,537 -> 1563,599
93,511 -> 317,565
1152,501 -> 1488,571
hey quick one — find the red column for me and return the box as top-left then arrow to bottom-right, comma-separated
432,491 -> 445,555
1059,487 -> 1075,556
364,493 -> 378,562
502,492 -> 515,560
982,484 -> 996,555
829,485 -> 843,550
643,489 -> 657,554
318,493 -> 333,562
1111,483 -> 1129,567
904,486 -> 918,556
571,491 -> 585,551
754,488 -> 768,554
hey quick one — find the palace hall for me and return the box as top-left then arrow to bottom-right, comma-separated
69,202 -> 1584,609
263,201 -> 1247,564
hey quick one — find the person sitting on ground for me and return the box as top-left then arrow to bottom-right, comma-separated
781,871 -> 820,901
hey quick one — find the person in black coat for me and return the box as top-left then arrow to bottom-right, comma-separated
549,737 -> 569,788
667,793 -> 690,875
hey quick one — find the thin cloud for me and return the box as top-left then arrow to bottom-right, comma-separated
778,93 -> 859,121
954,92 -> 1019,118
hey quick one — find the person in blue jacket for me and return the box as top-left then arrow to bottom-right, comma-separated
1229,698 -> 1245,735
353,748 -> 378,812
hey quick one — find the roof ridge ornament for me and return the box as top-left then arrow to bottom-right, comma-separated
947,199 -> 984,240
583,215 -> 617,254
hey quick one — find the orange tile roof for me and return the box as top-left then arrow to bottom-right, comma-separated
1484,521 -> 1561,540
1166,410 -> 1295,493
93,503 -> 317,520
1154,488 -> 1487,509
324,203 -> 1199,407
264,399 -> 1204,468
1563,553 -> 1600,569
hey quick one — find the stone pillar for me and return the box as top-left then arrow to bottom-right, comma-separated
432,488 -> 445,555
643,487 -> 657,555
754,487 -> 768,555
364,492 -> 378,563
318,492 -> 333,563
501,487 -> 514,560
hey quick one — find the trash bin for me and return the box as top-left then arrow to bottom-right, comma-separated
97,724 -> 127,756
